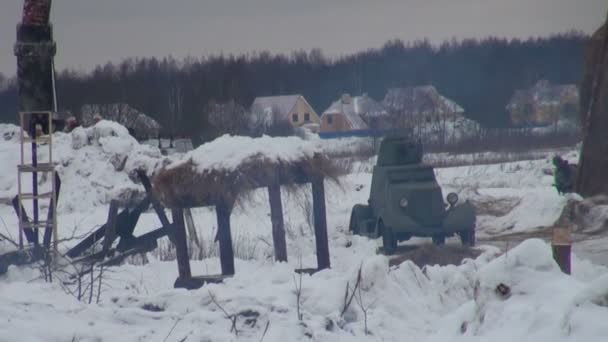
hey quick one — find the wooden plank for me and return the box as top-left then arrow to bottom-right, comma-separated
99,240 -> 158,267
312,176 -> 330,270
184,208 -> 200,248
268,179 -> 287,262
43,172 -> 60,248
116,225 -> 171,252
137,170 -> 170,227
552,227 -> 571,274
101,200 -> 119,256
118,195 -> 150,239
11,195 -> 36,243
216,201 -> 235,275
66,209 -> 130,258
171,208 -> 192,280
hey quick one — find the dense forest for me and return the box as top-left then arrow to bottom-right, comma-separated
0,31 -> 588,144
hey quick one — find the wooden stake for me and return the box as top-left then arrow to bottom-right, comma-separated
552,227 -> 571,275
216,201 -> 235,275
171,208 -> 192,281
268,177 -> 288,262
312,176 -> 330,270
101,200 -> 119,256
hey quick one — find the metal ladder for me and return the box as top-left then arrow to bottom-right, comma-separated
17,111 -> 57,251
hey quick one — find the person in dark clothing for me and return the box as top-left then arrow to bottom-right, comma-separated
553,155 -> 575,195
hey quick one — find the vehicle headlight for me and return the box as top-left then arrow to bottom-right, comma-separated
447,192 -> 459,206
399,198 -> 409,208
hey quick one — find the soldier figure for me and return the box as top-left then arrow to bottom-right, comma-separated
553,155 -> 574,195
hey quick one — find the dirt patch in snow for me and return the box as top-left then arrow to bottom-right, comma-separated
388,244 -> 482,268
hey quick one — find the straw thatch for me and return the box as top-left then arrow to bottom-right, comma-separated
153,152 -> 339,209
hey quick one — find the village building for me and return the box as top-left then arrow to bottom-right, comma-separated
382,86 -> 476,145
506,80 -> 579,127
81,103 -> 162,139
383,86 -> 464,120
250,94 -> 320,132
320,94 -> 386,133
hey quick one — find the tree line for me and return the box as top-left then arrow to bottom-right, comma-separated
0,31 -> 588,145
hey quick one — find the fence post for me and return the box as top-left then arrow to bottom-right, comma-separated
311,176 -> 330,270
216,200 -> 235,275
171,208 -> 192,282
552,227 -> 571,275
268,174 -> 288,262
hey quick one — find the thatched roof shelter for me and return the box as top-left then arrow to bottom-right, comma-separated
153,135 -> 339,209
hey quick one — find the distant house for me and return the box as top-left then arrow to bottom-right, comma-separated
250,94 -> 320,132
383,86 -> 464,119
81,103 -> 161,139
320,94 -> 385,133
506,80 -> 579,126
383,86 -> 476,144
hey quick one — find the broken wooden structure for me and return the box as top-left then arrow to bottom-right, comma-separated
65,171 -> 173,268
153,141 -> 339,289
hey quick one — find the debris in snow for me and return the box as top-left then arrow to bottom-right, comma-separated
389,244 -> 482,268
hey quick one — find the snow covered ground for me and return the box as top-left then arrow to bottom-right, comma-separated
0,123 -> 607,341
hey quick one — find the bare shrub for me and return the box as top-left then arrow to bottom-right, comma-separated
154,229 -> 264,261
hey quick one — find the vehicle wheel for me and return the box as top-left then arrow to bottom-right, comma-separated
432,234 -> 445,245
349,204 -> 372,236
380,221 -> 397,255
460,229 -> 476,247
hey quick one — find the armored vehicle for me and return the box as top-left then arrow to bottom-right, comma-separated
349,135 -> 476,254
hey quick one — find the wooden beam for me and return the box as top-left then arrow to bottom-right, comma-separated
311,176 -> 330,270
268,178 -> 287,262
118,194 -> 151,240
216,201 -> 235,276
552,227 -> 571,274
66,209 -> 130,258
137,170 -> 170,227
101,200 -> 119,256
184,208 -> 200,248
43,172 -> 60,248
116,225 -> 171,252
171,208 -> 192,280
11,195 -> 35,244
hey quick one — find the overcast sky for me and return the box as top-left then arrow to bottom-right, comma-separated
0,0 -> 605,75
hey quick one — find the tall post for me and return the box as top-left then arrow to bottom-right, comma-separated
15,0 -> 57,247
552,227 -> 571,275
216,200 -> 235,275
101,200 -> 119,255
171,208 -> 192,281
311,176 -> 330,270
268,175 -> 288,262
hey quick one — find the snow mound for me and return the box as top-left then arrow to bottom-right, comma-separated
427,239 -> 608,342
0,121 -> 167,213
172,134 -> 321,172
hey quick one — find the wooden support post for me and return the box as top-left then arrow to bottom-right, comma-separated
552,227 -> 571,275
137,170 -> 170,227
268,178 -> 288,262
311,176 -> 330,270
216,201 -> 235,276
171,208 -> 192,282
184,208 -> 200,248
43,172 -> 61,248
101,200 -> 119,256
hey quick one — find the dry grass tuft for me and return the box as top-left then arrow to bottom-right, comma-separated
153,153 -> 340,209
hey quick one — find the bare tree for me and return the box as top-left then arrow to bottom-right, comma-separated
207,100 -> 249,136
249,105 -> 294,137
164,58 -> 185,147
